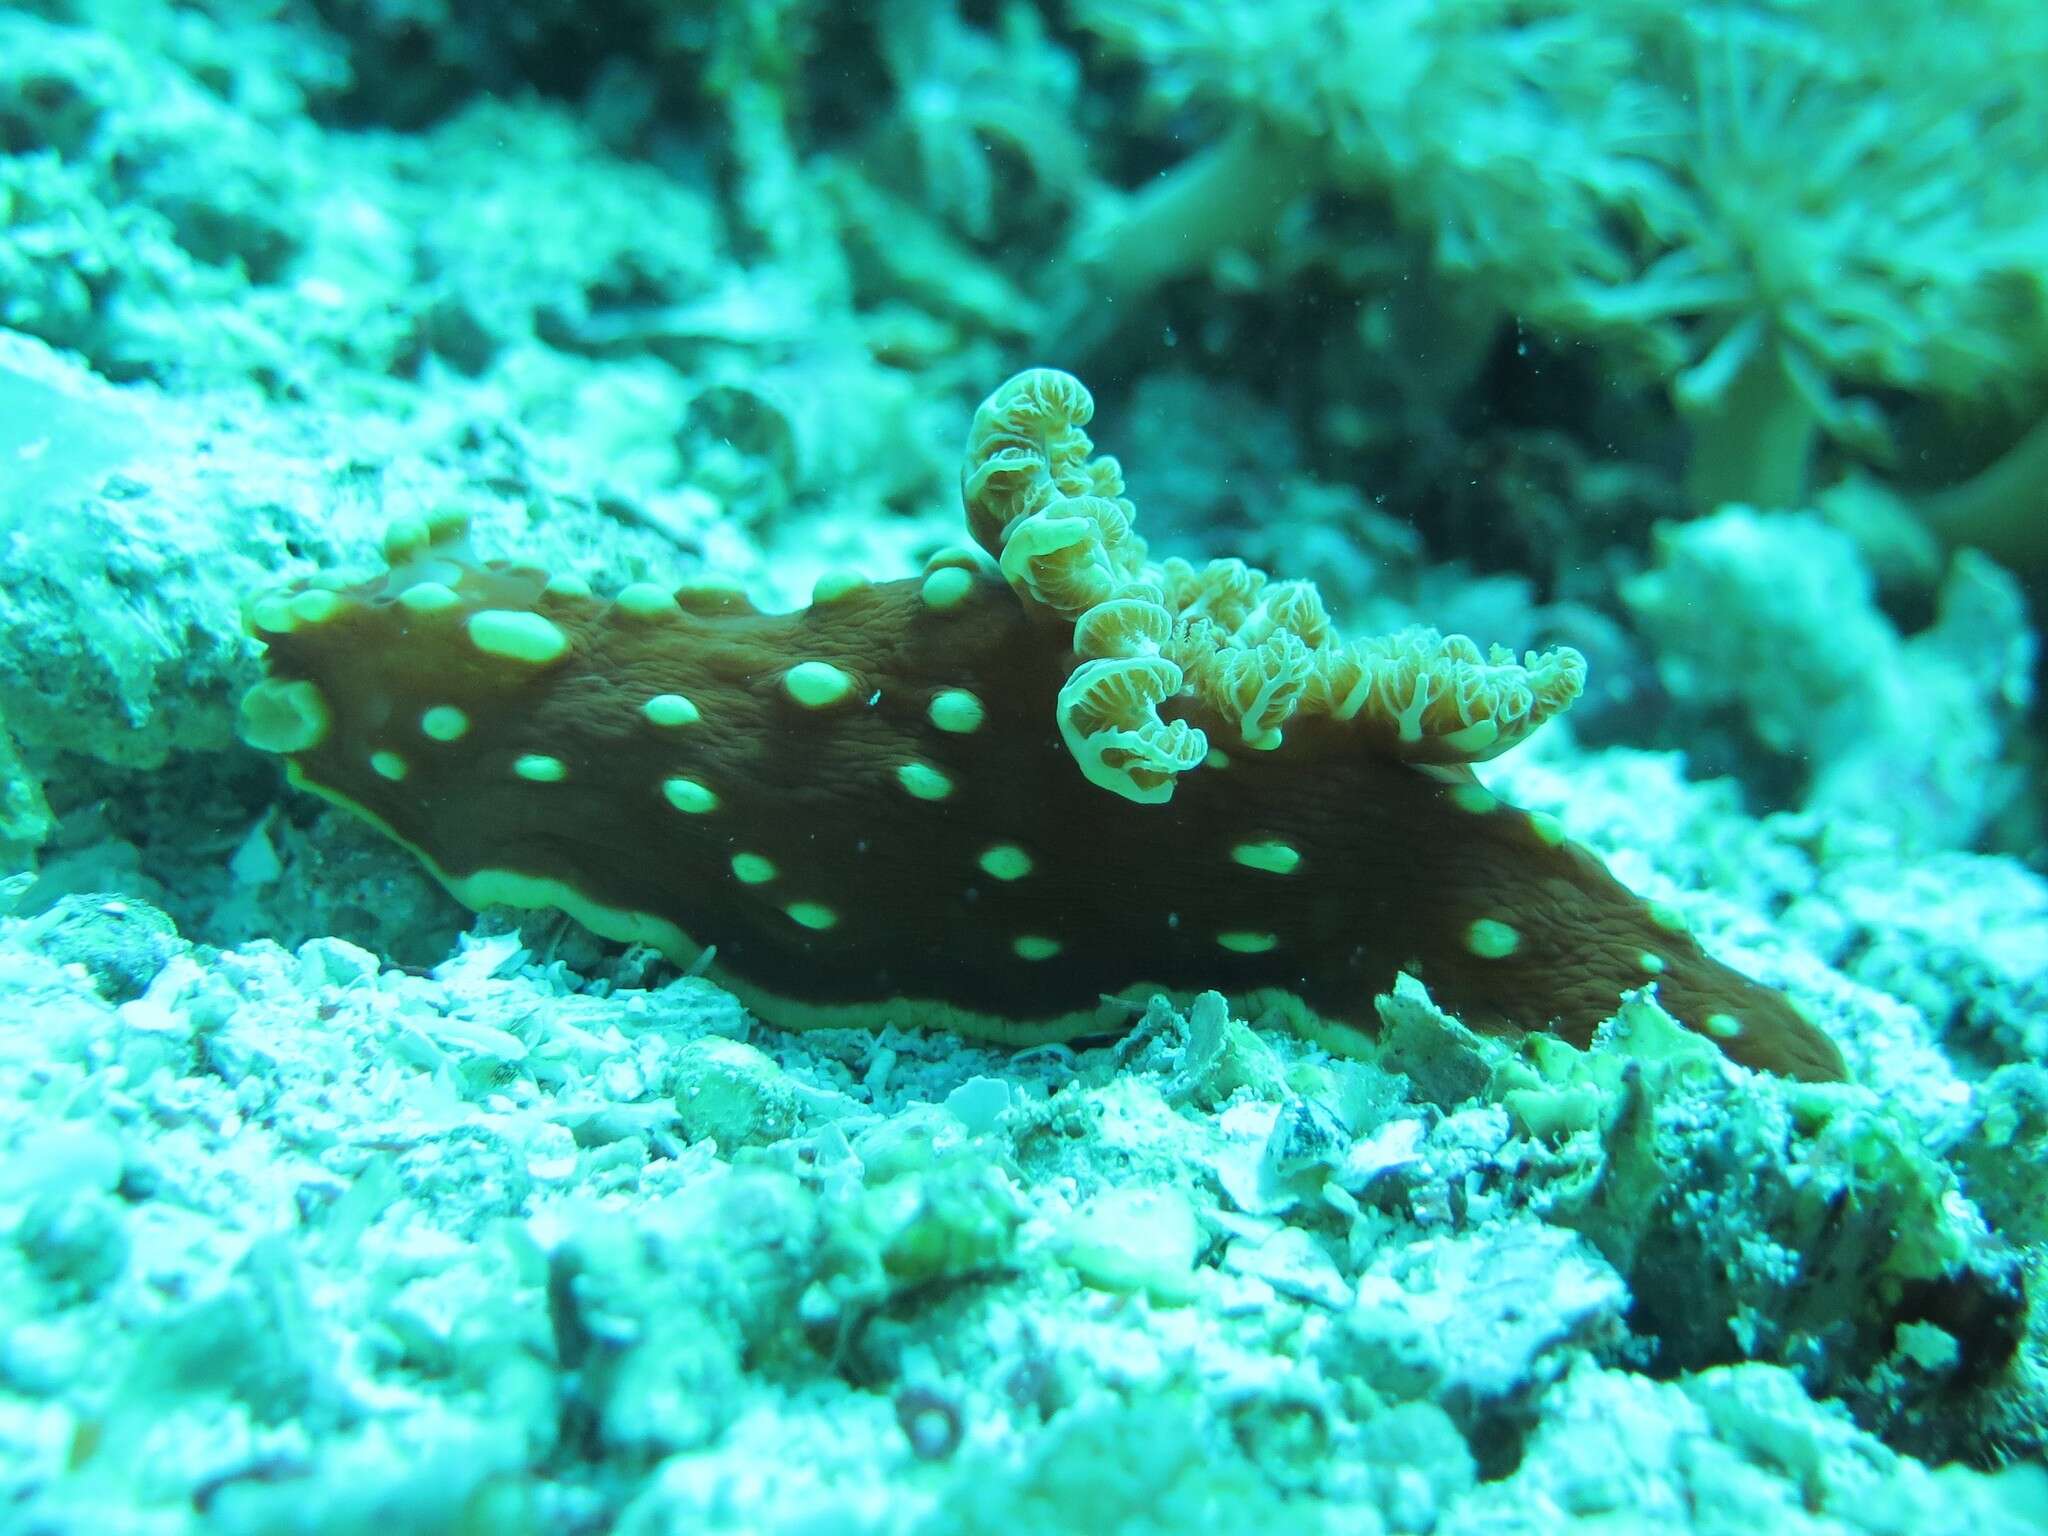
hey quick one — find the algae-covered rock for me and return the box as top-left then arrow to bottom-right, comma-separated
0,332 -> 343,784
1625,507 -> 2034,849
1825,848 -> 2048,1069
1058,1186 -> 1203,1304
1322,1222 -> 1627,1470
1351,1401 -> 1477,1535
1946,1064 -> 2048,1250
1439,1360 -> 2048,1536
17,892 -> 180,1001
546,1171 -> 821,1460
1492,994 -> 2028,1457
850,1164 -> 1023,1291
1108,989 -> 1295,1109
914,1390 -> 1370,1536
1372,972 -> 1498,1110
671,1035 -> 859,1148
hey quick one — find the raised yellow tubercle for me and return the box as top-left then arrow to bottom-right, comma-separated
239,678 -> 330,754
783,660 -> 857,709
642,693 -> 701,728
927,688 -> 986,734
466,609 -> 570,665
614,582 -> 682,620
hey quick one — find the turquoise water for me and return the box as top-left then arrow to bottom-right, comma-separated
1,2 -> 2044,1531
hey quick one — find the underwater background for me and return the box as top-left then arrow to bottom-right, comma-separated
3,0 -> 2047,1530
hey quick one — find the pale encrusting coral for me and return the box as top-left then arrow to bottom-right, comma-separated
1,0 -> 2045,1532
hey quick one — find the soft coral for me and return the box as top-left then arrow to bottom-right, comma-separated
1075,0 -> 2048,517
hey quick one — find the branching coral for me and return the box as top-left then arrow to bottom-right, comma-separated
241,369 -> 1844,1080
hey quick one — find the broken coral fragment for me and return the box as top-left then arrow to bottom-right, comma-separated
241,370 -> 1845,1081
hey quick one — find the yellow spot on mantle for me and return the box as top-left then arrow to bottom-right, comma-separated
786,901 -> 838,931
662,777 -> 719,814
812,569 -> 869,603
514,753 -> 568,783
288,588 -> 343,626
250,594 -> 297,634
381,517 -> 429,561
896,762 -> 953,801
1465,918 -> 1521,959
370,750 -> 408,782
420,705 -> 469,742
1217,931 -> 1278,954
978,844 -> 1033,881
1447,783 -> 1497,815
238,679 -> 330,754
928,689 -> 985,734
731,853 -> 778,884
920,567 -> 974,610
399,581 -> 463,615
1230,840 -> 1300,875
615,581 -> 681,620
467,609 -> 569,664
784,660 -> 856,708
642,693 -> 701,728
1012,935 -> 1061,960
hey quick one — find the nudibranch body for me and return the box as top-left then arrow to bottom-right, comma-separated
240,370 -> 1847,1082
